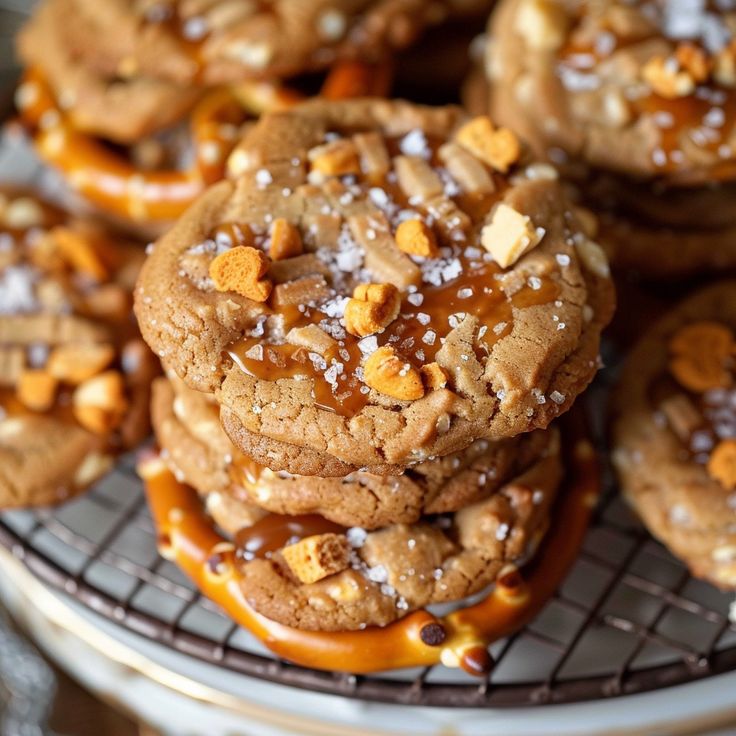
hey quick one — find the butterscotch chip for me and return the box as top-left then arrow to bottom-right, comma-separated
455,117 -> 520,173
675,43 -> 711,83
421,362 -> 448,391
269,218 -> 303,261
48,343 -> 115,384
50,227 -> 108,281
669,321 -> 734,393
395,219 -> 439,258
708,440 -> 736,490
17,369 -> 58,412
137,99 -> 613,475
364,346 -> 424,401
308,139 -> 360,179
670,321 -> 734,358
514,0 -> 569,50
642,56 -> 696,99
281,533 -> 350,584
0,191 -> 153,509
481,203 -> 542,267
209,246 -> 273,302
343,283 -> 401,337
270,274 -> 331,308
73,370 -> 128,434
286,324 -> 337,356
488,0 -> 736,278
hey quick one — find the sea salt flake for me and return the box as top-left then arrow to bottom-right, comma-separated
550,390 -> 566,404
346,527 -> 367,548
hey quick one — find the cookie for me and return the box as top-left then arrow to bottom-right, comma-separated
612,282 -> 736,588
152,372 -> 560,531
486,0 -> 736,277
55,0 -> 494,86
0,192 -> 158,508
135,99 -> 615,475
16,0 -> 200,144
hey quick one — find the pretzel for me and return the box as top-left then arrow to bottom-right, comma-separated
16,68 -> 302,224
138,414 -> 597,676
319,59 -> 394,100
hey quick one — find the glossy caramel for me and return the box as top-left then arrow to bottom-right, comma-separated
226,132 -> 560,416
558,6 -> 736,178
234,513 -> 346,560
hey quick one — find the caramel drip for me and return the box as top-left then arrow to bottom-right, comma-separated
139,410 -> 598,676
234,513 -> 346,560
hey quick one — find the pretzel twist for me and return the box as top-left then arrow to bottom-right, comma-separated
16,61 -> 392,225
138,416 -> 597,676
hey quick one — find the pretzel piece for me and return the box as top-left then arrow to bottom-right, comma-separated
17,69 -> 302,224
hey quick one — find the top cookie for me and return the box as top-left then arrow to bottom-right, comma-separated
51,0 -> 493,86
488,0 -> 736,184
135,99 -> 614,475
612,282 -> 736,588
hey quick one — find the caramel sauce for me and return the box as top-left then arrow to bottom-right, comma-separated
225,132 -> 560,417
234,513 -> 346,560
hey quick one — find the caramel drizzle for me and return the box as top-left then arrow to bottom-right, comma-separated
139,412 -> 598,676
226,132 -> 560,417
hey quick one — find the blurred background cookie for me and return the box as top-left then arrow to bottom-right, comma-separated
613,281 -> 736,588
484,0 -> 736,277
0,190 -> 158,508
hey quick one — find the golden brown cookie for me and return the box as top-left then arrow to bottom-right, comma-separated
0,192 -> 158,508
486,0 -> 736,277
135,99 -> 615,475
612,282 -> 736,588
55,0 -> 494,86
16,0 -> 200,143
152,373 -> 560,531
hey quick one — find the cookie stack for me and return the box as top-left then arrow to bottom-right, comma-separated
0,191 -> 156,508
135,98 -> 615,638
485,0 -> 736,278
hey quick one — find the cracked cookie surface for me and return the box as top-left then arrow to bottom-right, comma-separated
486,0 -> 736,277
50,0 -> 494,87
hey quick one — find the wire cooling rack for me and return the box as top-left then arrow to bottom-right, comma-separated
2,364 -> 736,708
1,5 -> 736,704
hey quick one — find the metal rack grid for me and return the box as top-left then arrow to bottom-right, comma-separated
2,406 -> 736,708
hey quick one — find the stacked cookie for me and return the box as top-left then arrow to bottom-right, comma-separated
14,0 -> 492,233
483,0 -> 736,278
0,191 -> 157,508
135,99 -> 615,632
